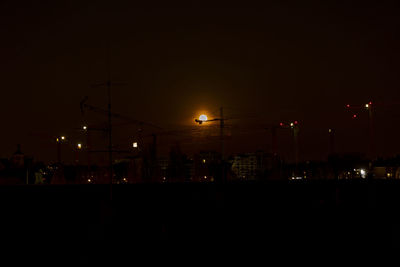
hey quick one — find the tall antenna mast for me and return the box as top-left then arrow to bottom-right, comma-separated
106,37 -> 113,187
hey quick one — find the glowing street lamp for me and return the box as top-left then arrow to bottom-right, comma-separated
344,101 -> 374,159
56,135 -> 67,164
56,135 -> 67,143
279,120 -> 300,175
75,143 -> 83,164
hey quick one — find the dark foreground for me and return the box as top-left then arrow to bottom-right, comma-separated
0,180 -> 399,263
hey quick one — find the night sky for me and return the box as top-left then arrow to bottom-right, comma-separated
1,0 -> 400,163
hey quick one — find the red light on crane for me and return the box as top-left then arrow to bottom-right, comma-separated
352,114 -> 357,119
346,104 -> 350,108
279,122 -> 284,127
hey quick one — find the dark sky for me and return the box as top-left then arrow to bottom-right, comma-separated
1,0 -> 400,163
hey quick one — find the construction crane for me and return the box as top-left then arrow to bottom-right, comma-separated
80,96 -> 161,130
80,96 -> 161,184
345,100 -> 400,158
345,101 -> 375,159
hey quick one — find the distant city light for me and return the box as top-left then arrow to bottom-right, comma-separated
199,114 -> 208,122
61,136 -> 65,140
279,122 -> 284,127
133,142 -> 138,148
83,126 -> 87,130
77,143 -> 82,149
360,169 -> 366,178
352,114 -> 357,119
202,159 -> 206,163
290,122 -> 294,127
346,104 -> 350,108
365,104 -> 369,108
329,129 -> 332,133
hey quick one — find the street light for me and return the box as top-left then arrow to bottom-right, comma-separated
75,143 -> 83,164
345,101 -> 374,159
279,121 -> 300,177
56,135 -> 67,143
328,128 -> 335,155
56,135 -> 67,164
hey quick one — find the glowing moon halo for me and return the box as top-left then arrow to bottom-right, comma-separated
199,114 -> 208,121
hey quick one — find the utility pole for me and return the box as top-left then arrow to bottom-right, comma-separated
57,140 -> 61,164
346,101 -> 375,160
329,128 -> 335,156
279,121 -> 300,177
220,107 -> 225,182
106,27 -> 113,186
292,124 -> 299,176
367,103 -> 374,160
271,127 -> 277,156
86,127 -> 91,179
75,146 -> 80,165
265,125 -> 279,156
107,80 -> 113,185
56,136 -> 66,164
